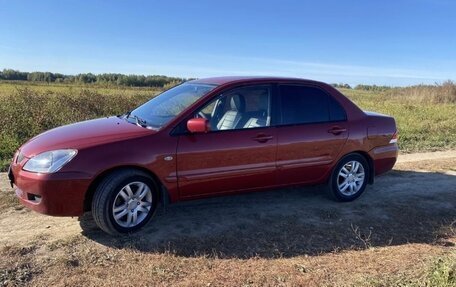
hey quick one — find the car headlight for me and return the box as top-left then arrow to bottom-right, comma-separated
23,149 -> 78,173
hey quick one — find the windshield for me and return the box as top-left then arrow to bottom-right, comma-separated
126,83 -> 216,129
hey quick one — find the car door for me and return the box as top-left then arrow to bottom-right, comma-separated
176,84 -> 278,198
276,84 -> 349,185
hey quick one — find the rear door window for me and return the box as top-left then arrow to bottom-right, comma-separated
279,85 -> 346,125
329,96 -> 347,121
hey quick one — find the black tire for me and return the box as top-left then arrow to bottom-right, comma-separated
328,153 -> 370,202
91,169 -> 158,235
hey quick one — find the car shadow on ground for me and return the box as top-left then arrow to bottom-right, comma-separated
79,170 -> 456,259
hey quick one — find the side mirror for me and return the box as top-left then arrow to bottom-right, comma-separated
187,118 -> 209,133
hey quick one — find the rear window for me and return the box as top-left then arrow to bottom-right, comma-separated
279,85 -> 346,125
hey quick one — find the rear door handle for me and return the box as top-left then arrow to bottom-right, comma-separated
328,126 -> 347,135
253,134 -> 273,143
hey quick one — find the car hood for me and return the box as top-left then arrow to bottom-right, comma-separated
20,117 -> 155,157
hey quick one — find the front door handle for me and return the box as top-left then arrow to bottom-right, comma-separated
253,134 -> 273,143
328,126 -> 347,135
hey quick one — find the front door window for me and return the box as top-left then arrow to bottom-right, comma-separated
195,85 -> 272,131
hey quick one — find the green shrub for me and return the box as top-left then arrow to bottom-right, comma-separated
428,256 -> 456,287
0,85 -> 154,170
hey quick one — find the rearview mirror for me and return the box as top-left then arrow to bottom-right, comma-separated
187,118 -> 209,133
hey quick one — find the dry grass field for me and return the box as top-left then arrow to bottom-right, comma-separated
0,81 -> 455,286
1,81 -> 456,171
340,82 -> 456,152
0,151 -> 455,286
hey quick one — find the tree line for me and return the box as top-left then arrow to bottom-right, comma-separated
1,68 -> 396,91
0,68 -> 187,88
331,83 -> 392,91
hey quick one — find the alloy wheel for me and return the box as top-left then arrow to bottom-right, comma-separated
337,160 -> 365,196
112,181 -> 153,228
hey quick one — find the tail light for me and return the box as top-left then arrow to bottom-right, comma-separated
389,131 -> 398,144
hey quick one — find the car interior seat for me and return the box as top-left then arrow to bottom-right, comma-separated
216,94 -> 246,130
243,93 -> 270,128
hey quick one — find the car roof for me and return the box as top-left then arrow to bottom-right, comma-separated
189,76 -> 324,86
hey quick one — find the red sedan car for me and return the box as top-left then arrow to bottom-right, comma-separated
8,77 -> 398,234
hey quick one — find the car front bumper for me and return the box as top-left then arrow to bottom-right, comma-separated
9,163 -> 91,216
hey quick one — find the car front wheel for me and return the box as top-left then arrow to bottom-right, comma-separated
328,154 -> 369,202
91,169 -> 158,235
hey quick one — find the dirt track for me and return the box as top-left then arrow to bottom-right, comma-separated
1,151 -> 455,251
0,151 -> 455,286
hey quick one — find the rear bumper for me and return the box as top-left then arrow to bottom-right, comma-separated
369,144 -> 399,175
10,164 -> 91,216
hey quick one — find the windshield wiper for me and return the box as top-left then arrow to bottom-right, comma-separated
123,112 -> 153,129
132,115 -> 148,128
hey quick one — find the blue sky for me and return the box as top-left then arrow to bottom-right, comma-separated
1,0 -> 455,86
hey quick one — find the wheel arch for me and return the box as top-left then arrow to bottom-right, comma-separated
83,165 -> 170,212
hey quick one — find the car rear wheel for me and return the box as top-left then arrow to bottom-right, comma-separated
91,169 -> 158,235
328,154 -> 369,202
